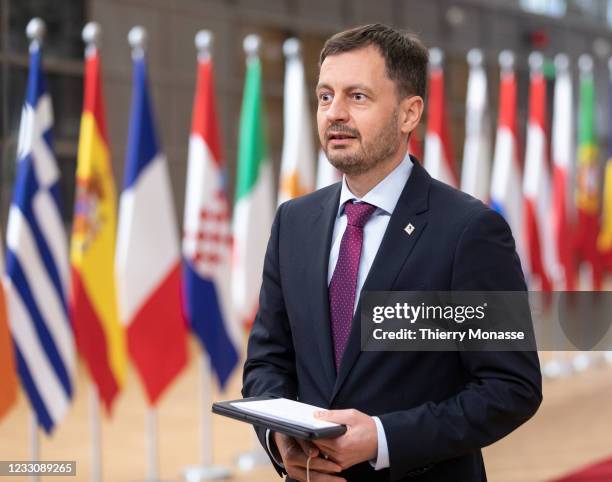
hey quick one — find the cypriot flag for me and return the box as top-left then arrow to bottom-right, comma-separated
278,38 -> 315,205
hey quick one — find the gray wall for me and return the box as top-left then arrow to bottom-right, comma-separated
2,0 -> 611,227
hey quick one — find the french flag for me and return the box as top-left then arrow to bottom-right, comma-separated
523,52 -> 556,291
115,33 -> 188,405
490,50 -> 527,270
182,35 -> 240,388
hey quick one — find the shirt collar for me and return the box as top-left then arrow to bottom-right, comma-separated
337,152 -> 413,218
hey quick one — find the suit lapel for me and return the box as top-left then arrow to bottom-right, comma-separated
307,184 -> 341,396
331,159 -> 432,402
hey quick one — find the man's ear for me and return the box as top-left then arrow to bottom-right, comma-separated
399,95 -> 424,136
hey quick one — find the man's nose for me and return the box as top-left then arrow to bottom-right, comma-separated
325,96 -> 349,123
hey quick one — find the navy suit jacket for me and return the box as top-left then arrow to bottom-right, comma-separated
242,158 -> 542,481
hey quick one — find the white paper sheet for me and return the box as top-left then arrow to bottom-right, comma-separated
231,398 -> 340,429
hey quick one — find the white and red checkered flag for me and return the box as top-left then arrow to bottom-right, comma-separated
182,31 -> 240,387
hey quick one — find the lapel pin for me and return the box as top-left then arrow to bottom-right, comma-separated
404,223 -> 415,235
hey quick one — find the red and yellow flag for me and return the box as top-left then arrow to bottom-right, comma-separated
0,247 -> 18,420
599,158 -> 612,270
70,45 -> 126,413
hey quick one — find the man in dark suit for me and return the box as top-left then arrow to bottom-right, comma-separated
242,23 -> 542,482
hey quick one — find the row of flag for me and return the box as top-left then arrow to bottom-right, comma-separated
423,48 -> 612,291
1,19 -> 611,441
0,23 -> 272,435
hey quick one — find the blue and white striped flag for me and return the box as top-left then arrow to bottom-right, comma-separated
4,39 -> 74,433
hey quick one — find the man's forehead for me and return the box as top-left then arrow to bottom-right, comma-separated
318,45 -> 386,84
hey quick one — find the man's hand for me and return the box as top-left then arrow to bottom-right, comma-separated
313,409 -> 378,471
272,431 -> 346,482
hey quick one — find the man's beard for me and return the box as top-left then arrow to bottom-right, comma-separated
324,108 -> 401,176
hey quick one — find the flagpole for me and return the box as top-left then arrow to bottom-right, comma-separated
147,408 -> 158,480
181,30 -> 231,481
89,383 -> 102,482
182,356 -> 232,481
199,356 -> 214,467
136,407 -> 173,482
29,409 -> 40,482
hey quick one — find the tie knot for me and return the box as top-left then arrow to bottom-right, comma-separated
344,200 -> 376,228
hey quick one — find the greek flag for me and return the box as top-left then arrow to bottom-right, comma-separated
4,41 -> 74,433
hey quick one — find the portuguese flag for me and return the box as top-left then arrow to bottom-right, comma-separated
574,61 -> 602,289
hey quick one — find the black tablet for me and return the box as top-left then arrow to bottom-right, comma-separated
212,396 -> 347,441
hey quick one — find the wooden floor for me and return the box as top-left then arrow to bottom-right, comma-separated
1,343 -> 612,482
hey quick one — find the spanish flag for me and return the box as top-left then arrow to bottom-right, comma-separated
599,157 -> 612,270
0,245 -> 18,420
598,69 -> 612,271
70,43 -> 126,413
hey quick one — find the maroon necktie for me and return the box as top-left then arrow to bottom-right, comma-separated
329,200 -> 377,371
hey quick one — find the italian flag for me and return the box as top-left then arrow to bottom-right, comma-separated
232,49 -> 274,327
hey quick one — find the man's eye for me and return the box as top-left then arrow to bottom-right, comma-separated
352,93 -> 367,101
319,93 -> 332,103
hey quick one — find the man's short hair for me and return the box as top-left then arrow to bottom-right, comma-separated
319,23 -> 428,100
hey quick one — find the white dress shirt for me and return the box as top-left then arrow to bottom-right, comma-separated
267,153 -> 413,471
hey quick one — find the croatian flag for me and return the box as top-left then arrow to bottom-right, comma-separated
116,42 -> 188,405
182,45 -> 240,388
523,52 -> 556,291
5,35 -> 74,433
490,51 -> 527,269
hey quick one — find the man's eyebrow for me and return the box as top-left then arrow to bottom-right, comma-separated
315,83 -> 374,93
344,83 -> 373,93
